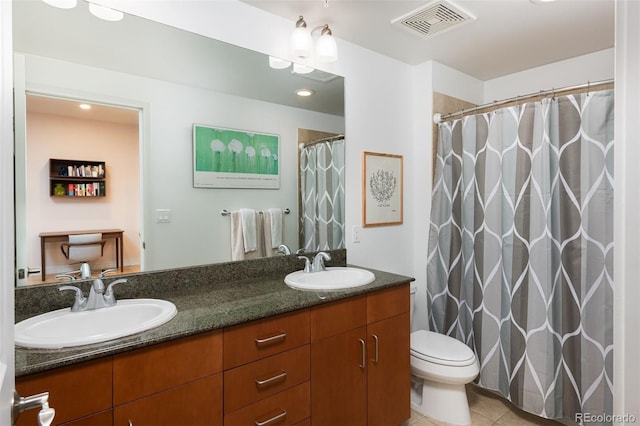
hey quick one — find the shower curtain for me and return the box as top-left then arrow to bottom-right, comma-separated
299,138 -> 345,252
427,89 -> 614,423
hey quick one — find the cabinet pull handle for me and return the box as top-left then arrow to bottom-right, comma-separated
128,421 -> 133,426
255,409 -> 287,426
255,331 -> 287,346
372,334 -> 379,363
358,338 -> 366,369
255,370 -> 288,388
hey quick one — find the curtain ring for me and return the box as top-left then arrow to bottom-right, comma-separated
587,81 -> 591,96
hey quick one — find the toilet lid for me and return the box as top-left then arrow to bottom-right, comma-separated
411,330 -> 476,367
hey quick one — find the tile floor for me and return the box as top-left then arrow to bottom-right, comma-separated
408,385 -> 569,426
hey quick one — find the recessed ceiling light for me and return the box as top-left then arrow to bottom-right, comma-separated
296,89 -> 315,97
79,103 -> 92,110
530,0 -> 556,3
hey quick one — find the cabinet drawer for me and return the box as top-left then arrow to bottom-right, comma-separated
114,374 -> 223,426
62,410 -> 112,426
310,295 -> 366,341
16,357 -> 112,426
223,309 -> 309,369
113,330 -> 223,405
223,382 -> 310,426
224,345 -> 310,412
367,283 -> 410,323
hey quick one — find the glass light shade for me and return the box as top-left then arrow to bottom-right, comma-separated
268,56 -> 292,69
290,27 -> 312,58
89,3 -> 124,21
316,33 -> 338,63
42,0 -> 77,9
293,63 -> 314,74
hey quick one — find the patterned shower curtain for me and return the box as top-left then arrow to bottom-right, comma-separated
299,138 -> 345,252
427,90 -> 614,423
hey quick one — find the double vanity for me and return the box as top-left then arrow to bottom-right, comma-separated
14,250 -> 413,425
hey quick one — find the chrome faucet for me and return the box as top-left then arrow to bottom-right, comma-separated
277,244 -> 291,255
312,252 -> 331,272
298,255 -> 312,273
59,277 -> 128,311
79,262 -> 92,279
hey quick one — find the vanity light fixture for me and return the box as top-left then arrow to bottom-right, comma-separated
88,2 -> 124,21
268,56 -> 292,70
291,16 -> 313,58
290,16 -> 338,64
295,88 -> 315,97
293,63 -> 314,74
42,0 -> 77,8
79,103 -> 92,110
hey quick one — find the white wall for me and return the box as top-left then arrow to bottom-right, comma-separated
26,111 -> 140,274
484,48 -> 614,102
21,53 -> 343,271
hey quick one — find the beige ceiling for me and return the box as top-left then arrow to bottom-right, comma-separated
241,0 -> 615,80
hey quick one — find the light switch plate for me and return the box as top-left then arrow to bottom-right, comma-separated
352,226 -> 362,243
156,209 -> 171,223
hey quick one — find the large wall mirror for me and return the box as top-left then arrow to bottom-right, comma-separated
13,0 -> 345,287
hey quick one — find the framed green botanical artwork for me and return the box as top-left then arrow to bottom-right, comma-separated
193,124 -> 280,189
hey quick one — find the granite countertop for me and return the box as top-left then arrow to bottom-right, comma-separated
15,256 -> 414,377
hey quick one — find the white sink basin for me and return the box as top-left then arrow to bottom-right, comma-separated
15,299 -> 177,349
284,267 -> 375,291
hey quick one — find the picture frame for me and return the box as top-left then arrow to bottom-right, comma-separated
193,124 -> 280,189
362,151 -> 403,227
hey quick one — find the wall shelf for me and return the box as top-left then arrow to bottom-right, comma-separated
49,158 -> 106,197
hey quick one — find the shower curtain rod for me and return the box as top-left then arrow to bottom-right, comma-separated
434,79 -> 614,124
302,133 -> 345,147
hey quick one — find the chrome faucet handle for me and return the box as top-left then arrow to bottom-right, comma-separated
55,274 -> 76,281
312,252 -> 331,272
297,255 -> 312,273
59,285 -> 87,312
104,278 -> 128,305
99,268 -> 117,278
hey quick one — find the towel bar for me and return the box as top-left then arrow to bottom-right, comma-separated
221,208 -> 290,216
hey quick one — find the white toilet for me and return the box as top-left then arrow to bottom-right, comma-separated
410,287 -> 480,425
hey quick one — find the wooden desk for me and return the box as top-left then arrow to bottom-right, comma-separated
39,229 -> 124,281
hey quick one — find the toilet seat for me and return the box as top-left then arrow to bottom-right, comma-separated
411,330 -> 476,367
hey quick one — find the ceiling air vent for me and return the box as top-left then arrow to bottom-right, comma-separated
392,0 -> 475,39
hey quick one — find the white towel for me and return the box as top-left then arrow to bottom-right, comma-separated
268,208 -> 283,248
231,211 -> 262,260
239,208 -> 257,253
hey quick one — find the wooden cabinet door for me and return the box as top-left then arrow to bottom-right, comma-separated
113,374 -> 223,426
367,312 -> 411,426
15,357 -> 112,426
311,326 -> 367,426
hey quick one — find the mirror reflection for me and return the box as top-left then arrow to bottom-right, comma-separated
13,0 -> 345,286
